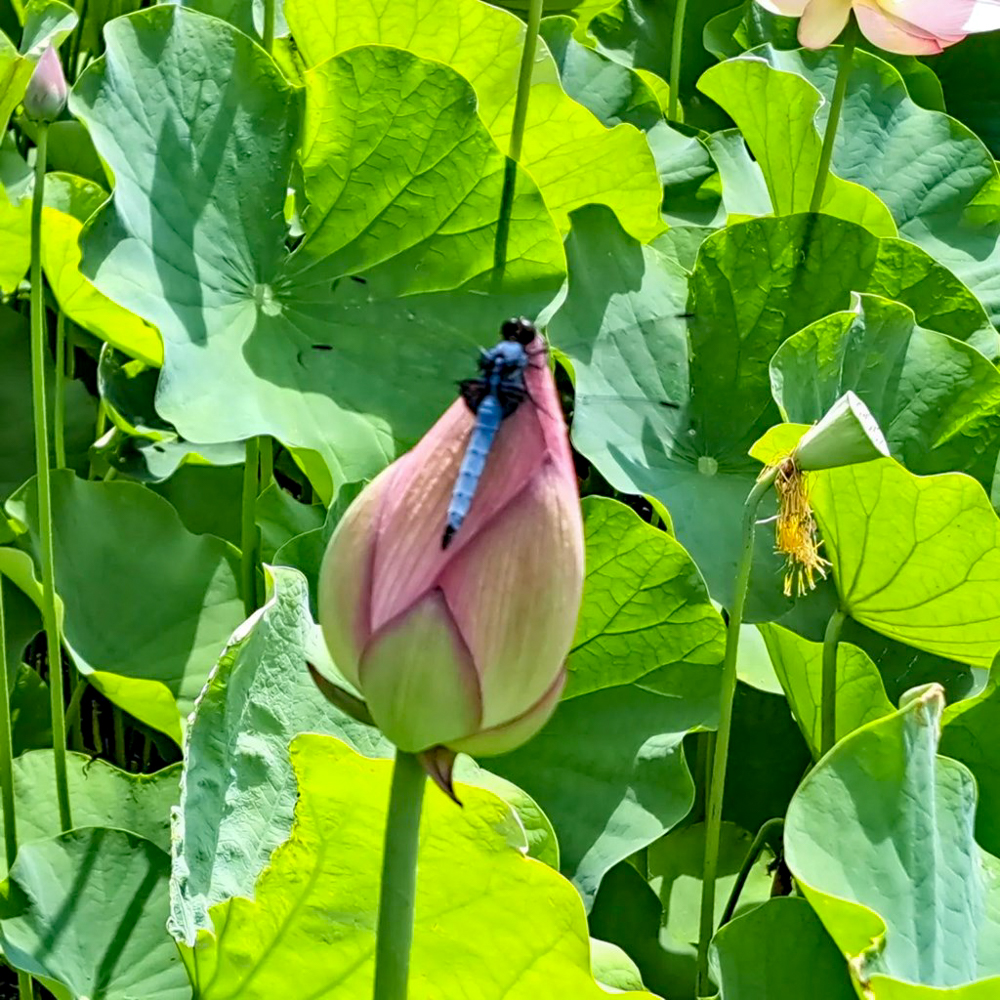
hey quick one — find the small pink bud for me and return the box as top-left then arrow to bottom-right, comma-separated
24,46 -> 67,122
317,332 -> 584,756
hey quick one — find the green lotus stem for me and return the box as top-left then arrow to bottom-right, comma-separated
259,436 -> 274,491
373,749 -> 426,1000
719,818 -> 784,927
65,675 -> 87,751
0,576 -> 20,872
263,0 -> 275,52
112,704 -> 126,769
87,403 -> 107,480
29,124 -> 71,833
492,0 -> 542,282
68,0 -> 89,82
241,437 -> 260,616
668,0 -> 688,121
695,467 -> 777,996
54,312 -> 66,469
820,608 -> 847,756
808,20 -> 857,214
90,697 -> 101,755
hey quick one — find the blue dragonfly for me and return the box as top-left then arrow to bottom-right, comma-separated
442,317 -> 540,548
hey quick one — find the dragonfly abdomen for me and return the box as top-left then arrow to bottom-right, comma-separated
442,394 -> 503,548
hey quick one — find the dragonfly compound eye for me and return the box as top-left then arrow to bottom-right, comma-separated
500,317 -> 537,345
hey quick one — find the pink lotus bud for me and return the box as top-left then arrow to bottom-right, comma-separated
23,46 -> 67,122
755,1 -> 1000,54
317,332 -> 584,757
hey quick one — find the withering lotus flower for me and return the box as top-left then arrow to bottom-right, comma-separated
756,0 -> 1000,54
317,332 -> 584,767
23,45 -> 67,122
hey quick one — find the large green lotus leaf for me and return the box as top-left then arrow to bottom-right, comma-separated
489,662 -> 720,909
752,46 -> 1000,327
698,56 -> 896,236
0,30 -> 33,136
10,664 -> 51,754
537,16 -> 721,228
646,820 -> 774,998
590,938 -> 646,993
150,464 -> 245,547
553,206 -> 970,619
254,482 -> 324,563
540,15 -> 662,130
2,577 -> 39,673
786,685 -> 1000,995
5,471 -> 244,741
169,565 -> 392,944
772,295 -> 1000,490
584,0 -> 737,130
710,897 -> 856,1000
452,757 -> 561,871
587,823 -> 772,1000
180,734 -> 654,999
284,0 -> 663,243
72,7 -> 564,488
18,0 -> 76,54
0,827 -> 190,1000
271,482 -> 362,615
942,679 -> 1000,859
758,622 -> 894,759
704,128 -> 772,221
811,459 -> 1000,669
0,183 -> 30,292
841,617 -> 988,708
933,34 -> 1000,159
43,172 -> 162,366
736,620 -> 783,694
588,862 -> 678,999
775,578 -> 990,707
722,680 -> 812,835
0,304 -> 96,501
567,496 -> 724,698
0,749 -> 179,879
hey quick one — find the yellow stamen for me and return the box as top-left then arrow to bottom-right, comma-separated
770,457 -> 830,597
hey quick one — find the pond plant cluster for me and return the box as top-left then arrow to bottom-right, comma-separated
1,0 -> 1000,998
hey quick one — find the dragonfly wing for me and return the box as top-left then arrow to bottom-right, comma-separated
459,378 -> 489,413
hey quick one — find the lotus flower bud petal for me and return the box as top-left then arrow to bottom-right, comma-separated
24,46 -> 67,123
755,0 -> 809,12
317,470 -> 390,688
798,0 -> 852,48
440,461 -> 583,728
754,0 -> 1000,53
317,331 -> 584,756
448,669 -> 565,757
793,391 -> 889,471
359,590 -> 482,753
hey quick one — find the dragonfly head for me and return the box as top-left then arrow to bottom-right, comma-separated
500,316 -> 537,345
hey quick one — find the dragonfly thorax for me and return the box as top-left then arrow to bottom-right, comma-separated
479,339 -> 529,379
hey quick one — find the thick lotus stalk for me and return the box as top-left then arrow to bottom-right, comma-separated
317,330 -> 584,769
756,0 -> 1000,54
23,46 -> 67,122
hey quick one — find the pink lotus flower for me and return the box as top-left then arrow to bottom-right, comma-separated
317,331 -> 584,761
756,0 -> 1000,54
23,45 -> 67,122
